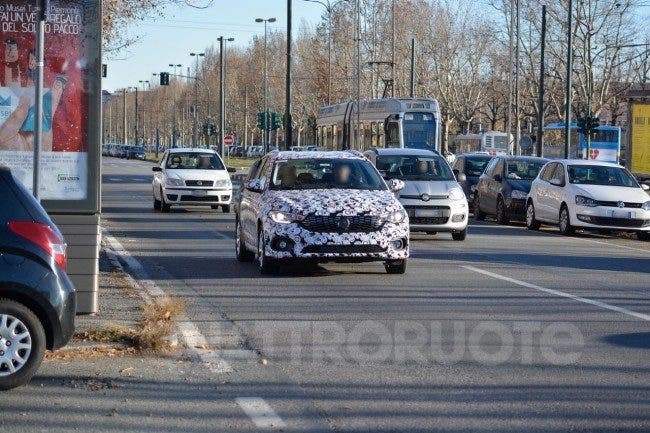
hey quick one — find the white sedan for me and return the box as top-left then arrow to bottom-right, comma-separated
526,159 -> 650,240
152,148 -> 235,213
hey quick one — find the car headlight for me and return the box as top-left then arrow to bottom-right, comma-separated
386,210 -> 407,223
165,177 -> 184,187
575,195 -> 598,207
510,189 -> 528,200
642,201 -> 650,211
448,187 -> 465,201
268,210 -> 305,224
215,179 -> 231,188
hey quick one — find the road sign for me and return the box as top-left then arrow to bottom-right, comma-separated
224,135 -> 234,145
519,135 -> 533,150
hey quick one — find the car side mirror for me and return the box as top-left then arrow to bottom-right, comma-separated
386,178 -> 405,193
456,172 -> 467,183
152,166 -> 162,172
227,167 -> 237,173
246,179 -> 263,192
493,174 -> 502,182
641,183 -> 649,191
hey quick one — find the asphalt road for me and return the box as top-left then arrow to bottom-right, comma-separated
55,158 -> 650,431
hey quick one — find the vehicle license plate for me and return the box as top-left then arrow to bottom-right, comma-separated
415,208 -> 442,217
194,190 -> 207,197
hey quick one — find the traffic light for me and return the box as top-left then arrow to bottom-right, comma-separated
257,111 -> 266,130
203,123 -> 216,136
159,72 -> 170,86
102,64 -> 107,78
271,112 -> 282,130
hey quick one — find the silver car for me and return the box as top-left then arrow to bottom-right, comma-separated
365,148 -> 469,240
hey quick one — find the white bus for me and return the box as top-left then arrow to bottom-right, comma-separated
316,98 -> 441,153
451,131 -> 513,155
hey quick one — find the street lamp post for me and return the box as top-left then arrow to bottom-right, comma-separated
564,0 -> 573,158
190,52 -> 205,148
256,18 -> 276,153
218,36 -> 234,159
138,80 -> 150,146
536,3 -> 546,158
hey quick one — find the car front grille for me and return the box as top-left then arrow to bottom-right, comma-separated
596,201 -> 643,208
299,215 -> 383,233
180,195 -> 218,202
185,180 -> 214,187
302,244 -> 386,254
409,216 -> 449,225
588,217 -> 649,228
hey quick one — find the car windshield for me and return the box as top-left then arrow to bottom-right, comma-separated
464,156 -> 492,176
567,165 -> 639,187
403,112 -> 437,152
506,160 -> 546,180
376,154 -> 454,181
270,158 -> 386,191
166,153 -> 225,170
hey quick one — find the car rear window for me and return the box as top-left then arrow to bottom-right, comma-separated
1,173 -> 54,225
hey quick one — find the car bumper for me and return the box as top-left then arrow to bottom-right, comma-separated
262,221 -> 409,262
163,187 -> 232,206
571,206 -> 650,231
400,198 -> 469,232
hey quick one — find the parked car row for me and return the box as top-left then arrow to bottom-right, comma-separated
102,144 -> 147,160
465,153 -> 650,241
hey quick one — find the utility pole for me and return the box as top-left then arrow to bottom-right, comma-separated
244,87 -> 249,149
514,0 -> 521,155
218,37 -> 225,158
285,0 -> 293,150
506,0 -> 514,153
409,38 -> 415,98
356,0 -> 361,149
33,0 -> 47,199
391,0 -> 395,97
536,3 -> 546,158
122,89 -> 127,144
564,0 -> 573,159
134,87 -> 139,145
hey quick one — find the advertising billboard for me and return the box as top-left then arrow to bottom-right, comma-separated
630,103 -> 650,176
0,0 -> 101,212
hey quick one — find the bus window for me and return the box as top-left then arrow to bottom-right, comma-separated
371,122 -> 378,148
326,126 -> 333,150
403,112 -> 436,151
336,124 -> 342,149
378,122 -> 385,147
363,123 -> 372,150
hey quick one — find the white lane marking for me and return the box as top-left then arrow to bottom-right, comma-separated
463,265 -> 650,322
108,177 -> 121,182
102,232 -> 233,373
236,397 -> 286,429
577,238 -> 650,254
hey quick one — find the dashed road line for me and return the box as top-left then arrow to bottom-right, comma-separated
236,397 -> 287,429
102,231 -> 234,372
463,265 -> 650,321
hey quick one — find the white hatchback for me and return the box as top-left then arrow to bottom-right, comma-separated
526,159 -> 650,240
152,148 -> 235,213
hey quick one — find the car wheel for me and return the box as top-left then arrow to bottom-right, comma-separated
385,259 -> 407,274
558,204 -> 575,236
235,218 -> 254,262
0,300 -> 46,391
221,205 -> 231,213
637,231 -> 650,241
526,202 -> 541,230
452,228 -> 467,241
257,228 -> 277,274
474,195 -> 486,221
153,191 -> 161,211
496,197 -> 510,225
160,188 -> 171,213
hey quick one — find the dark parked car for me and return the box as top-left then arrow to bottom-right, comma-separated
474,156 -> 548,224
126,146 -> 147,160
0,167 -> 76,390
452,153 -> 493,210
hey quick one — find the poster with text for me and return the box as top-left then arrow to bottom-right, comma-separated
0,0 -> 89,199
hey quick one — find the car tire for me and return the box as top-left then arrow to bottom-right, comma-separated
153,192 -> 161,211
235,218 -> 255,262
160,188 -> 171,213
0,299 -> 46,391
637,231 -> 650,241
474,195 -> 486,221
558,204 -> 575,236
526,201 -> 541,230
257,228 -> 277,274
385,259 -> 407,274
496,197 -> 510,225
452,228 -> 467,241
221,205 -> 231,213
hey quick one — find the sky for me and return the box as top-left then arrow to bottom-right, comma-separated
103,0 -> 325,92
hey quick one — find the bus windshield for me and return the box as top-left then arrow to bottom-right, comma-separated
403,112 -> 437,152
